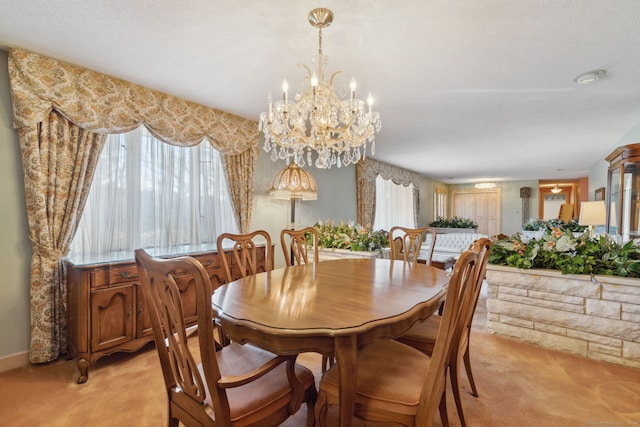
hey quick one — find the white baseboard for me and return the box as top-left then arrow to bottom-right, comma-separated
0,350 -> 29,373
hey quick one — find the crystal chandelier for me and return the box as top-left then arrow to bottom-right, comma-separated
259,8 -> 381,169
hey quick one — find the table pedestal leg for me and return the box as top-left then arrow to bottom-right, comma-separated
335,335 -> 357,427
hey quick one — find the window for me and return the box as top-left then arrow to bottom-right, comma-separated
373,175 -> 415,232
70,126 -> 238,256
434,185 -> 447,219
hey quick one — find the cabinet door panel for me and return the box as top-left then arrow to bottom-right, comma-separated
91,286 -> 134,352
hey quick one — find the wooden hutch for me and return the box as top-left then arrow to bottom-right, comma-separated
605,142 -> 640,240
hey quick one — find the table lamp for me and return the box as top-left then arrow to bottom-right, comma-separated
269,162 -> 317,230
579,201 -> 606,237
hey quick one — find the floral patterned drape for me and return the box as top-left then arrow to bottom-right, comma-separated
9,48 -> 260,362
223,149 -> 257,233
356,158 -> 421,228
18,111 -> 106,362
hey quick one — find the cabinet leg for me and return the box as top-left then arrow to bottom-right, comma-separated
77,358 -> 90,384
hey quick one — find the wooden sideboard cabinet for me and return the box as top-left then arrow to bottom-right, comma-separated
65,245 -> 268,383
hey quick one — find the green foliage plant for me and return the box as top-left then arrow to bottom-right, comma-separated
429,216 -> 479,229
489,227 -> 640,277
522,218 -> 586,232
311,219 -> 389,252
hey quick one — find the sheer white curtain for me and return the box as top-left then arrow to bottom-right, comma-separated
70,126 -> 238,256
373,174 -> 415,233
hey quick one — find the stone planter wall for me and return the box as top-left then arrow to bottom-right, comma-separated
485,264 -> 640,369
311,247 -> 382,261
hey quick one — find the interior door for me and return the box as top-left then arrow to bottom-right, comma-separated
451,189 -> 502,235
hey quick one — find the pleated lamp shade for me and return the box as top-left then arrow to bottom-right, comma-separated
269,163 -> 318,200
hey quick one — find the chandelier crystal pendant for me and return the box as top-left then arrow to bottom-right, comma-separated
259,8 -> 381,169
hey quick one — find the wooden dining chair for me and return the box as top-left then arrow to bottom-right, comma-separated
280,226 -> 337,372
135,248 -> 317,427
314,250 -> 479,427
215,230 -> 275,346
216,229 -> 274,283
389,225 -> 437,265
280,227 -> 319,266
395,237 -> 493,427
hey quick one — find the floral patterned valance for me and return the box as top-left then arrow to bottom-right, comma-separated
357,157 -> 421,188
9,48 -> 258,154
356,158 -> 422,227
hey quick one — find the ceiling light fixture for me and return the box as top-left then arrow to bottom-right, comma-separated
259,8 -> 381,169
551,185 -> 562,194
475,182 -> 496,189
573,69 -> 606,85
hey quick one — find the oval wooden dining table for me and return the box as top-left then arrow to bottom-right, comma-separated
211,257 -> 450,427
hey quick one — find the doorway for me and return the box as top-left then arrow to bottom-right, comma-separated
538,182 -> 577,220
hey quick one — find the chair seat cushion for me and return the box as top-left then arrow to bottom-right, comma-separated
319,339 -> 431,415
201,343 -> 315,423
401,315 -> 441,343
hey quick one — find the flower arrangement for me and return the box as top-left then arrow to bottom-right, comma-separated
522,218 -> 586,232
429,216 -> 478,229
489,227 -> 640,277
311,219 -> 389,252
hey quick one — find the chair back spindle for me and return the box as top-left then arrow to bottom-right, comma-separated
280,227 -> 319,266
216,230 -> 274,283
389,226 -> 437,265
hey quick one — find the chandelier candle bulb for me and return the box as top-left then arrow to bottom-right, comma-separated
312,73 -> 318,103
282,79 -> 288,107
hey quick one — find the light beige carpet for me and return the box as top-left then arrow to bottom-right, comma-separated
1,300 -> 639,426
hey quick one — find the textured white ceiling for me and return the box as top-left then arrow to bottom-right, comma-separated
2,0 -> 640,183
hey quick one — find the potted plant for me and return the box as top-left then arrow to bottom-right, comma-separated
521,218 -> 586,242
489,228 -> 640,277
310,219 -> 389,260
429,216 -> 479,233
521,218 -> 548,241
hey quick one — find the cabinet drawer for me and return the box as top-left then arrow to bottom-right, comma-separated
169,253 -> 223,275
192,253 -> 223,270
90,265 -> 139,288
